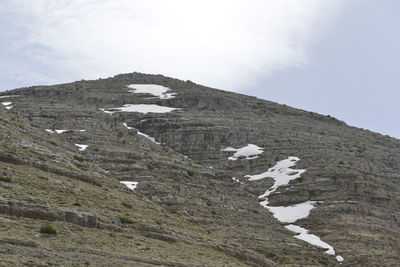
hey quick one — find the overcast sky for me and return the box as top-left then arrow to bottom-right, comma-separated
0,0 -> 399,138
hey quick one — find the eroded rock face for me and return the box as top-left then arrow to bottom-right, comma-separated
1,72 -> 400,266
0,197 -> 98,228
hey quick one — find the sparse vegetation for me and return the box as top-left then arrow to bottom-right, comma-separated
47,140 -> 58,146
37,156 -> 47,162
187,170 -> 196,177
146,163 -> 155,170
121,202 -> 132,209
73,155 -> 85,162
317,257 -> 329,265
118,215 -> 133,224
117,130 -> 124,139
0,175 -> 11,183
40,223 -> 57,235
264,251 -> 276,258
1,72 -> 399,266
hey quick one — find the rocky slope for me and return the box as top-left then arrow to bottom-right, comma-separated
1,72 -> 399,266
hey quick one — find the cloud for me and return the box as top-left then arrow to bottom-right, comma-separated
1,0 -> 342,90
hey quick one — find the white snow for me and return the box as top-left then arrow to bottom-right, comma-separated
1,102 -> 13,110
75,144 -> 88,151
137,130 -> 160,144
246,157 -> 309,222
264,201 -> 316,223
247,156 -> 343,262
127,84 -> 176,99
246,156 -> 305,197
0,95 -> 19,98
336,255 -> 344,263
99,108 -> 116,114
285,224 -> 335,255
222,144 -> 264,160
46,129 -> 85,134
120,181 -> 138,191
101,104 -> 179,114
123,123 -> 160,144
122,122 -> 134,130
232,177 -> 240,183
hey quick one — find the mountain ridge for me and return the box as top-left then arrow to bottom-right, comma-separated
1,72 -> 399,266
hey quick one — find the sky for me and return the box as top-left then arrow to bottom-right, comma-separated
0,0 -> 399,138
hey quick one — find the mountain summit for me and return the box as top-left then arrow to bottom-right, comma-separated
1,72 -> 399,266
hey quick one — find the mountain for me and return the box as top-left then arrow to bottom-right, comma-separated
1,72 -> 399,266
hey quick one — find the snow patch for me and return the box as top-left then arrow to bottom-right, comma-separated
46,129 -> 85,134
55,130 -> 68,134
99,108 -> 116,114
0,95 -> 19,98
232,177 -> 240,183
123,123 -> 160,144
263,201 -> 316,223
336,255 -> 344,263
246,156 -> 305,197
247,156 -> 343,262
120,181 -> 138,191
45,129 -> 67,134
137,130 -> 160,144
285,224 -> 335,255
1,102 -> 13,110
122,122 -> 134,130
75,144 -> 88,151
222,144 -> 264,160
127,84 -> 176,99
101,104 -> 179,114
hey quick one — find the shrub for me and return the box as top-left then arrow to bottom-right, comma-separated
73,202 -> 82,206
37,156 -> 47,162
146,163 -> 154,170
7,149 -> 17,156
47,140 -> 58,146
187,170 -> 196,177
73,155 -> 84,162
121,202 -> 132,209
0,176 -> 11,183
265,251 -> 276,258
169,174 -> 178,180
118,215 -> 133,224
317,257 -> 329,264
40,223 -> 57,235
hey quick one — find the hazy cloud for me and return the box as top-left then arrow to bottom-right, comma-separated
1,0 -> 342,90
